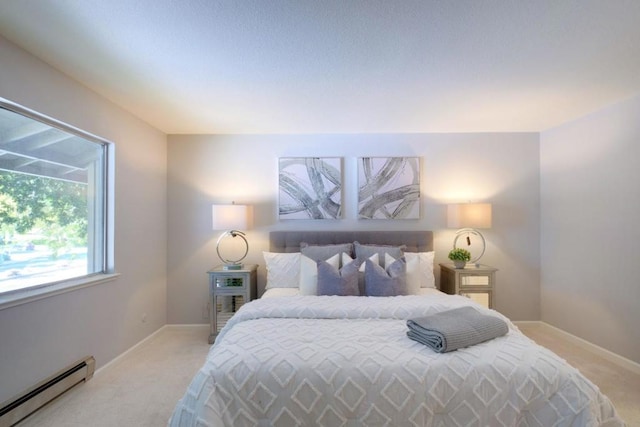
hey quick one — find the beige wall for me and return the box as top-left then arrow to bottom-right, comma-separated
167,133 -> 540,324
0,37 -> 168,402
541,94 -> 640,364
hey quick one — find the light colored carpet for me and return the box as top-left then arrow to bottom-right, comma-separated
517,322 -> 640,427
16,323 -> 639,426
17,325 -> 211,427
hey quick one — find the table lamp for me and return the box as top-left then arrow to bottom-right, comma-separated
447,202 -> 492,266
211,203 -> 251,270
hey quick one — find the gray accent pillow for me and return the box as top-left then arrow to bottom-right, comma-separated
300,242 -> 354,261
364,257 -> 408,296
354,241 -> 405,268
317,260 -> 359,296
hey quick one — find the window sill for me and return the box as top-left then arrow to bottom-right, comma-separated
0,273 -> 120,311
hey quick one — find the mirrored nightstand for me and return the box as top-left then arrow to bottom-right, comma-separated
439,263 -> 497,309
207,264 -> 257,343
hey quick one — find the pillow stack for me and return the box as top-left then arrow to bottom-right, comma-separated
263,241 -> 435,296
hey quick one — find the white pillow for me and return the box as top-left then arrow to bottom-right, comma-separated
263,252 -> 301,289
300,253 -> 340,295
385,253 -> 420,295
341,252 -> 379,272
404,251 -> 435,289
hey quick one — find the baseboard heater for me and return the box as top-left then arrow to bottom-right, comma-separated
0,356 -> 95,427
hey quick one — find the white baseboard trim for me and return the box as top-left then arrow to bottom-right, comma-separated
514,320 -> 640,375
511,320 -> 540,326
94,324 -> 210,377
94,325 -> 168,376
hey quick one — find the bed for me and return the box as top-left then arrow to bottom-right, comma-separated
169,230 -> 623,426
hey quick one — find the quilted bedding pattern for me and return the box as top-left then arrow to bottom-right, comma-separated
169,294 -> 623,427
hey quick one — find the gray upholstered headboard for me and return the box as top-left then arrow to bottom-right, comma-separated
269,230 -> 433,253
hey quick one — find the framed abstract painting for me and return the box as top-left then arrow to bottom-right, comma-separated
279,157 -> 343,220
357,157 -> 420,219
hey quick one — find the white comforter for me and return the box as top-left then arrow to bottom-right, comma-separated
169,294 -> 623,426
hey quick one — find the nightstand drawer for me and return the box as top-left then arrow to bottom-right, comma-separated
459,290 -> 492,308
214,275 -> 247,289
460,275 -> 490,286
439,263 -> 497,310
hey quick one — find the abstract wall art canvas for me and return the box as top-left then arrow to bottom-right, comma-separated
358,157 -> 420,219
279,157 -> 343,220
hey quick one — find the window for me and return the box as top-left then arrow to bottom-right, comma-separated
0,98 -> 114,298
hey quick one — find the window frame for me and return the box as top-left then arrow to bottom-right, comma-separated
0,97 -> 116,310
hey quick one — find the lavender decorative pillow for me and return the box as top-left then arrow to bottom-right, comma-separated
316,260 -> 359,296
385,253 -> 421,295
299,253 -> 340,295
364,257 -> 408,296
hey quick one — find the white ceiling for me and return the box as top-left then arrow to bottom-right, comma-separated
1,0 -> 640,134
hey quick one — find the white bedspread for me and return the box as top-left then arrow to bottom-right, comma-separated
169,294 -> 623,426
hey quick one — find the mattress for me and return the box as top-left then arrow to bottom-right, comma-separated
169,293 -> 623,426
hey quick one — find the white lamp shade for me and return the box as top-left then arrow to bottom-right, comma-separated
447,203 -> 492,229
212,204 -> 250,231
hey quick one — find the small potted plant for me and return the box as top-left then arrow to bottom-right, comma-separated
448,248 -> 471,269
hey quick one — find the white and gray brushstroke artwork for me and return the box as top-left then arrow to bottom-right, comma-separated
279,157 -> 342,219
358,157 -> 420,219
